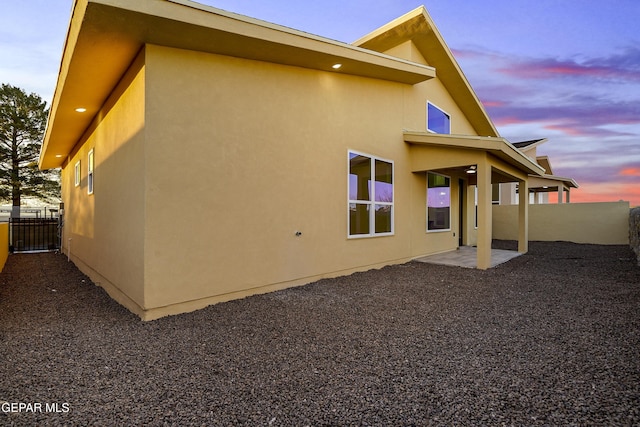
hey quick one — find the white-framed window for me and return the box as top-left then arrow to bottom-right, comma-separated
74,161 -> 81,187
427,172 -> 450,231
427,102 -> 451,134
348,151 -> 394,237
88,149 -> 94,195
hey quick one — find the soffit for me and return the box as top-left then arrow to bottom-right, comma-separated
40,0 -> 436,169
536,156 -> 553,175
529,174 -> 579,189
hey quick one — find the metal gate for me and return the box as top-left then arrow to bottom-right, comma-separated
8,218 -> 61,252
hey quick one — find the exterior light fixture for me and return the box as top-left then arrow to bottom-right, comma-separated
332,63 -> 342,69
55,154 -> 64,158
75,107 -> 87,113
466,165 -> 477,174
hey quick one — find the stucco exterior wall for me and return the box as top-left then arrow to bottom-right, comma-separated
57,40 -> 496,319
493,202 -> 630,245
61,51 -> 147,312
138,44 -> 472,316
382,42 -> 477,136
385,41 -> 430,67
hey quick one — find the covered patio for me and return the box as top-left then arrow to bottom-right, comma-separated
404,131 -> 545,269
525,173 -> 579,204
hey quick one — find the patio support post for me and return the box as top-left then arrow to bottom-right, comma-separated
566,188 -> 570,203
476,158 -> 492,270
557,184 -> 564,204
518,178 -> 529,253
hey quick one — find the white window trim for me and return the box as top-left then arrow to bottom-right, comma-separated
347,150 -> 394,239
426,101 -> 451,134
87,149 -> 94,195
426,171 -> 451,233
74,161 -> 81,187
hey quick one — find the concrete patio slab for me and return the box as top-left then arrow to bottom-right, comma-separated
414,246 -> 522,268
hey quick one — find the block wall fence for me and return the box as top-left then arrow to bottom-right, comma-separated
493,202 -> 630,246
631,207 -> 640,265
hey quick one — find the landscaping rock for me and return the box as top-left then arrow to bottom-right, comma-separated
1,241 -> 639,425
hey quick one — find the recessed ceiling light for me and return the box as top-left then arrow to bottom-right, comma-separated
55,154 -> 64,158
75,107 -> 87,113
332,63 -> 342,69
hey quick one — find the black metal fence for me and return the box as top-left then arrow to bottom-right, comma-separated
8,218 -> 61,252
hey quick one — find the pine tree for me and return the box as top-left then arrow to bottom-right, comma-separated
0,84 -> 60,215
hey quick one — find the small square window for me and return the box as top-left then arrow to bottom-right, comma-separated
74,161 -> 81,187
427,102 -> 451,134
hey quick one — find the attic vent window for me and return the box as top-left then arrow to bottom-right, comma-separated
427,102 -> 450,134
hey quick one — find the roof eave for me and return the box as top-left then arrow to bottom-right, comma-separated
543,174 -> 579,188
40,0 -> 436,170
403,131 -> 546,176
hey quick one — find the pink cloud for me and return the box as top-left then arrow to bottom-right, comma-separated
499,62 -> 614,79
451,48 -> 498,60
568,182 -> 640,207
482,100 -> 506,108
496,47 -> 640,82
480,96 -> 639,138
492,116 -> 527,126
542,124 -> 586,136
620,167 -> 640,177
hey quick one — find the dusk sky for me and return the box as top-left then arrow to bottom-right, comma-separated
2,0 -> 638,206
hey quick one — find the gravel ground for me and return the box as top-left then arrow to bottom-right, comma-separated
1,241 -> 639,426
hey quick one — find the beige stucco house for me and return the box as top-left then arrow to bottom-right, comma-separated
40,0 -> 545,320
494,139 -> 578,205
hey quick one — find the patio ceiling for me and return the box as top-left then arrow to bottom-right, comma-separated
528,174 -> 579,192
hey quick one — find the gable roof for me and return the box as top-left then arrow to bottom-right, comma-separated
353,6 -> 499,138
512,138 -> 547,150
536,156 -> 553,175
512,143 -> 579,188
40,0 -> 437,169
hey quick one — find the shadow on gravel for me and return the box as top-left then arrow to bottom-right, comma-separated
1,241 -> 639,425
